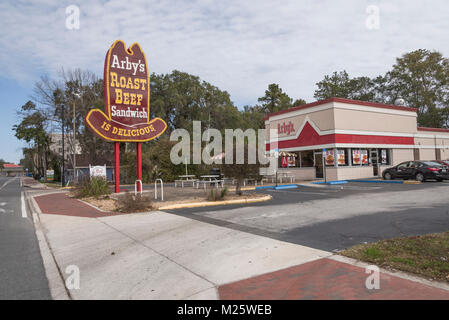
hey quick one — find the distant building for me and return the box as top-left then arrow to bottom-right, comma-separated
49,133 -> 81,160
1,163 -> 24,177
66,154 -> 115,182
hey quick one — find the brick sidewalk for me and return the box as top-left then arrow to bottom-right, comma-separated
34,192 -> 124,218
23,177 -> 47,189
218,258 -> 449,300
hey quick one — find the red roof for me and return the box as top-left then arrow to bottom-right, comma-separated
3,163 -> 23,168
418,127 -> 449,133
264,97 -> 418,121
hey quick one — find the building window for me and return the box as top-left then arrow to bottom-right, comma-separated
337,149 -> 349,166
325,149 -> 335,166
380,149 -> 391,165
352,149 -> 361,165
361,149 -> 369,165
300,150 -> 314,167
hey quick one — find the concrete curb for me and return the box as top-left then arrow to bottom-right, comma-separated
26,191 -> 71,300
403,180 -> 422,184
311,179 -> 422,185
350,179 -> 421,184
228,186 -> 256,191
158,195 -> 272,210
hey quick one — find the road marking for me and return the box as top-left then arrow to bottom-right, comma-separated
0,202 -> 6,206
268,189 -> 330,195
0,177 -> 18,191
21,192 -> 27,218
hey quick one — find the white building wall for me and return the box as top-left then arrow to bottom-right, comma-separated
392,149 -> 414,165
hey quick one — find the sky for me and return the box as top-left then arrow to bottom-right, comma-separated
1,0 -> 449,163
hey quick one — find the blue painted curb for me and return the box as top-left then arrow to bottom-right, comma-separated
255,185 -> 276,190
274,185 -> 298,190
256,184 -> 299,190
327,180 -> 348,185
311,180 -> 348,185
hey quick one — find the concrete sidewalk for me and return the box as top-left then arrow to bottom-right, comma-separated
32,192 -> 449,300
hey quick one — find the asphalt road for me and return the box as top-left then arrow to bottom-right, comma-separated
165,181 -> 449,252
0,177 -> 51,300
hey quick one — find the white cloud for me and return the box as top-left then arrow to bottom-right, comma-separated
1,0 -> 449,105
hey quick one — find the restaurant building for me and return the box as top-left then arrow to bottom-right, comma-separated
264,97 -> 449,181
1,163 -> 24,177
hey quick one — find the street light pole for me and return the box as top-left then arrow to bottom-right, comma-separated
73,99 -> 76,183
61,103 -> 65,187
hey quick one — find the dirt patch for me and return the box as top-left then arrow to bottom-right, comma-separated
81,196 -> 117,212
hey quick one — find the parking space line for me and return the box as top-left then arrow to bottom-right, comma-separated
21,192 -> 27,218
267,189 -> 331,195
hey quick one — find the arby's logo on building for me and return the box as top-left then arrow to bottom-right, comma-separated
278,121 -> 295,136
84,40 -> 167,142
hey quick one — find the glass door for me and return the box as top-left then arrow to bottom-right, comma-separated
314,152 -> 324,178
370,149 -> 379,177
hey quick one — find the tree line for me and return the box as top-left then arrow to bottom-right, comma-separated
13,49 -> 449,183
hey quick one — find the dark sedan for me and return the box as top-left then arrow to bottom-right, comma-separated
382,160 -> 449,182
434,160 -> 449,167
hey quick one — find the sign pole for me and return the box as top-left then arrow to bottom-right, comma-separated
136,142 -> 142,192
114,142 -> 120,193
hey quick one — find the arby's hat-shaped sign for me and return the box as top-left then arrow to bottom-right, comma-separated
85,40 -> 167,142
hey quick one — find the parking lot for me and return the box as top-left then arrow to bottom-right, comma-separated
165,181 -> 449,252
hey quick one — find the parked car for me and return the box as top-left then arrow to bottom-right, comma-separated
382,160 -> 449,182
433,160 -> 449,167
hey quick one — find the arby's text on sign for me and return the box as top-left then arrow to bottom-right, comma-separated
85,40 -> 167,142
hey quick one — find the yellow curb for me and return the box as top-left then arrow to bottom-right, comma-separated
158,195 -> 272,210
403,181 -> 421,184
227,186 -> 256,192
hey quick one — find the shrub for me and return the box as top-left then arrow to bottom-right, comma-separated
117,191 -> 153,213
74,176 -> 111,199
207,187 -> 228,201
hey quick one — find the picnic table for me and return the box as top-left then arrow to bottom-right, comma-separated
175,175 -> 198,188
196,175 -> 224,189
222,177 -> 235,185
277,171 -> 295,183
243,176 -> 263,186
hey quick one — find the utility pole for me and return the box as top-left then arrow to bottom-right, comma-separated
61,103 -> 65,187
72,91 -> 81,183
72,98 -> 76,183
